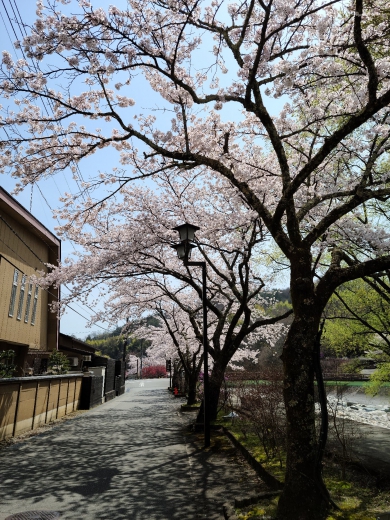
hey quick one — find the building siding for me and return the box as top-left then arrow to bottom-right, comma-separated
0,213 -> 49,351
0,186 -> 60,375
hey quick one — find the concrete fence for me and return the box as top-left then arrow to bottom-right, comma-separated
0,374 -> 83,440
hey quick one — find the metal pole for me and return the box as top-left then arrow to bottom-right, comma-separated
202,263 -> 210,448
140,341 -> 143,379
123,338 -> 127,364
183,259 -> 210,448
123,321 -> 127,363
123,317 -> 129,382
122,338 -> 127,383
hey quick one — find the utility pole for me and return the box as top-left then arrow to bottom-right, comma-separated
123,317 -> 129,382
140,339 -> 143,379
166,359 -> 172,387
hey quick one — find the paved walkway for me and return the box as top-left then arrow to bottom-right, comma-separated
0,379 -> 260,520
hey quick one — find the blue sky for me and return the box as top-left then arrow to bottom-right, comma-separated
0,0 -> 289,339
0,0 -> 120,338
0,0 -> 203,339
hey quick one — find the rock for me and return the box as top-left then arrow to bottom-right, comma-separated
223,412 -> 239,419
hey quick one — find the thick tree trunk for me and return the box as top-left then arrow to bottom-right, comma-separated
187,374 -> 198,405
196,356 -> 228,423
277,250 -> 330,520
208,363 -> 226,422
277,318 -> 329,519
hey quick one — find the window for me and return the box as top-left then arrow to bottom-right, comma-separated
31,286 -> 39,325
8,269 -> 19,317
24,283 -> 33,323
16,274 -> 26,320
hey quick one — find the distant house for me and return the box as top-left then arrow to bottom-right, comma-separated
59,333 -> 96,371
0,186 -> 60,375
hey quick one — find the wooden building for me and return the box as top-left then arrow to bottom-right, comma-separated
0,187 -> 60,375
59,333 -> 96,371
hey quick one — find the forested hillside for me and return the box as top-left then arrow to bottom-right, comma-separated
85,316 -> 160,360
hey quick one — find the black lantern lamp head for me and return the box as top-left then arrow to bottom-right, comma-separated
171,240 -> 196,260
173,222 -> 200,242
172,222 -> 200,262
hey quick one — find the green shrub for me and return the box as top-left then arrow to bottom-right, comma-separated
0,349 -> 16,378
48,350 -> 70,374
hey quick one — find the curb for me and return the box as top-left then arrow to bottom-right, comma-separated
223,502 -> 239,520
221,426 -> 283,491
220,427 -> 283,519
223,491 -> 282,519
234,490 -> 282,508
181,405 -> 201,412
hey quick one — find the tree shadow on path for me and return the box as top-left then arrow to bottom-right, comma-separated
0,386 -> 261,520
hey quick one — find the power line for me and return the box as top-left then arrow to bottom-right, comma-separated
12,191 -> 111,319
0,8 -> 15,50
0,213 -> 111,331
35,183 -> 79,256
0,212 -> 44,265
10,0 -> 28,38
0,247 -> 110,332
0,0 -> 18,41
0,2 -> 110,325
0,236 -> 36,269
0,213 -> 101,318
1,0 -> 89,199
26,184 -> 113,320
0,1 -> 92,252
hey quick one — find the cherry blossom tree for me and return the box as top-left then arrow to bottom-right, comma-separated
125,354 -> 139,377
2,0 -> 390,517
42,172 -> 289,415
127,278 -> 282,405
132,304 -> 204,405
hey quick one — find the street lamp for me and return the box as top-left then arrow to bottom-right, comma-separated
172,222 -> 210,448
171,223 -> 199,260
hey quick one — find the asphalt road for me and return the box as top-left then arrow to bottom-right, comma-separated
0,379 -> 259,520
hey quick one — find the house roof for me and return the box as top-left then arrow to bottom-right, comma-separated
0,186 -> 60,249
59,332 -> 96,355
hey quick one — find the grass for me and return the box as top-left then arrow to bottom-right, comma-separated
214,412 -> 390,520
236,497 -> 279,519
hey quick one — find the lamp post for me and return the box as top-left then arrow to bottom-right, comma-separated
123,317 -> 129,382
172,222 -> 210,448
140,339 -> 144,379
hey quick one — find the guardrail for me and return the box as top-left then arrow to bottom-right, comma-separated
224,371 -> 370,383
0,374 -> 83,440
323,373 -> 370,381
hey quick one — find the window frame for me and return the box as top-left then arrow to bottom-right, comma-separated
16,274 -> 26,321
8,269 -> 19,318
24,282 -> 33,323
31,286 -> 39,325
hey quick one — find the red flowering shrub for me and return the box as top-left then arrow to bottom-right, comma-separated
142,365 -> 167,378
